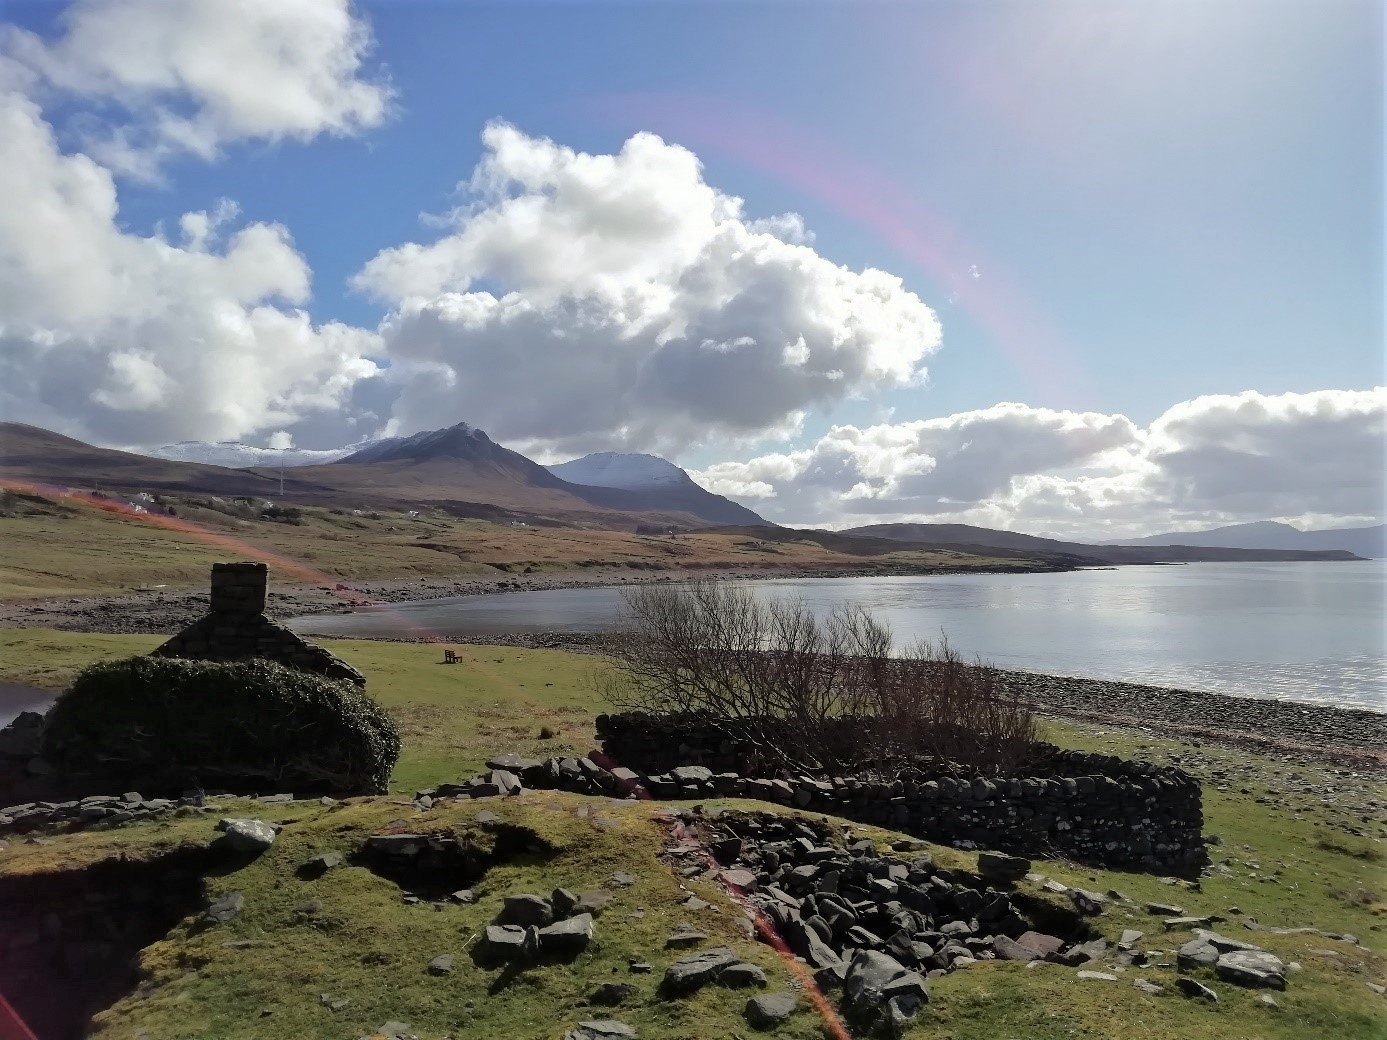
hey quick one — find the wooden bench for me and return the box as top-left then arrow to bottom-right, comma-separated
442,649 -> 459,664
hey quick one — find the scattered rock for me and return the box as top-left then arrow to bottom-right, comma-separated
216,818 -> 276,852
1175,977 -> 1219,1003
199,892 -> 244,926
664,930 -> 708,950
498,893 -> 554,927
476,924 -> 527,965
1216,949 -> 1287,990
300,851 -> 342,875
564,1021 -> 637,1040
1133,978 -> 1165,995
426,954 -> 454,976
976,851 -> 1030,885
719,962 -> 768,988
662,947 -> 740,994
539,913 -> 595,956
1077,970 -> 1117,981
745,992 -> 798,1029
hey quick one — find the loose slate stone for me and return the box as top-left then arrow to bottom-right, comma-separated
1176,939 -> 1220,969
199,892 -> 245,926
844,950 -> 910,1008
719,962 -> 768,988
539,913 -> 595,955
745,992 -> 798,1029
719,868 -> 758,891
665,930 -> 708,949
565,1021 -> 637,1040
1146,902 -> 1185,916
1014,931 -> 1065,959
1077,970 -> 1117,981
1068,889 -> 1106,915
476,925 -> 527,965
499,894 -> 554,927
301,851 -> 342,874
427,954 -> 454,976
976,851 -> 1030,885
1133,978 -> 1165,995
662,947 -> 740,994
1216,950 -> 1287,990
217,818 -> 276,852
1175,977 -> 1219,1003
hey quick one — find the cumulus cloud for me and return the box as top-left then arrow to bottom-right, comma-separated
3,0 -> 391,177
356,123 -> 942,455
693,403 -> 1139,521
693,389 -> 1387,537
0,15 -> 383,445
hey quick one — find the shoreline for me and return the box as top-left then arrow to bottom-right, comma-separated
3,569 -> 1383,770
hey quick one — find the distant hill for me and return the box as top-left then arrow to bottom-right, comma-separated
548,452 -> 686,489
143,440 -> 362,468
548,452 -> 765,526
0,421 -> 757,529
842,522 -> 1365,564
1103,520 -> 1386,559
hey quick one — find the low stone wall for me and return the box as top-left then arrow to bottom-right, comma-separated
595,712 -> 1206,875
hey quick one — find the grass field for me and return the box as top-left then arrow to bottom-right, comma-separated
0,494 -> 1025,600
1,628 -> 1383,1039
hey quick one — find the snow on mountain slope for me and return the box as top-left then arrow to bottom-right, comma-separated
143,440 -> 364,468
547,451 -> 687,489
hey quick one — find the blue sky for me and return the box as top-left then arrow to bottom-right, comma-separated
1,0 -> 1382,534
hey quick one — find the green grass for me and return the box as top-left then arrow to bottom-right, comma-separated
2,628 -> 1384,1039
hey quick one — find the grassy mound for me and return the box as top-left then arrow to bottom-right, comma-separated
41,656 -> 400,795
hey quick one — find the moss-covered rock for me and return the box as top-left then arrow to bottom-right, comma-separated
41,655 -> 399,794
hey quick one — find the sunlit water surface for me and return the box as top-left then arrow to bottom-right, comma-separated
289,562 -> 1386,710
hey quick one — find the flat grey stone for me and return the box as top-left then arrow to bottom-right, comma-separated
427,954 -> 454,976
301,851 -> 342,873
662,946 -> 739,994
665,930 -> 708,949
744,992 -> 798,1028
1133,978 -> 1165,995
844,949 -> 909,1009
719,962 -> 768,988
539,913 -> 595,955
1216,949 -> 1287,989
476,924 -> 526,965
1077,970 -> 1117,981
588,982 -> 635,1006
565,1021 -> 637,1040
217,818 -> 275,852
199,892 -> 244,926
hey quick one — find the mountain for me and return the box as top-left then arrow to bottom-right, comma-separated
0,422 -> 302,498
842,522 -> 1366,565
1103,520 -> 1386,558
547,452 -> 686,489
144,440 -> 362,468
330,425 -> 765,527
548,451 -> 765,525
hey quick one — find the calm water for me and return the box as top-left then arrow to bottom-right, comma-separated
289,562 -> 1387,710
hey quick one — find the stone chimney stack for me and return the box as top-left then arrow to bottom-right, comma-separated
209,562 -> 268,616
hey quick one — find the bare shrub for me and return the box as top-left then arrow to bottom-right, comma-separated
597,580 -> 1038,773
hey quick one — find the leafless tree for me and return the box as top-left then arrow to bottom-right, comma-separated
597,580 -> 1038,773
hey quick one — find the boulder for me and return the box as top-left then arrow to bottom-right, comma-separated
976,851 -> 1030,885
217,818 -> 276,852
498,894 -> 554,927
718,962 -> 768,988
744,992 -> 798,1029
200,892 -> 245,926
427,955 -> 454,976
539,913 -> 595,956
661,947 -> 740,995
1175,977 -> 1219,1003
476,924 -> 527,965
1216,950 -> 1287,990
844,950 -> 909,1009
1014,931 -> 1065,959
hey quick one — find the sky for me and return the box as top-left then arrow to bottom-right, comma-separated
0,0 -> 1382,538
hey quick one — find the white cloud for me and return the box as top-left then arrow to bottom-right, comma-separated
3,0 -> 391,177
356,123 -> 943,455
693,403 -> 1138,521
692,389 -> 1386,537
0,79 -> 380,445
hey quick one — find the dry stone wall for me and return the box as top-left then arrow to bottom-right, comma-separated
595,712 -> 1206,876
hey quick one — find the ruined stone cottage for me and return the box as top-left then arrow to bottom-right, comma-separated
151,562 -> 365,686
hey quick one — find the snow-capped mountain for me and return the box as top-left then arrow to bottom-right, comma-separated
546,451 -> 687,489
143,440 -> 366,468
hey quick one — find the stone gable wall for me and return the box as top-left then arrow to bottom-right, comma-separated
595,711 -> 1206,875
150,562 -> 365,686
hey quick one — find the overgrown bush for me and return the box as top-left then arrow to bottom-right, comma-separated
42,656 -> 400,795
597,580 -> 1038,774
